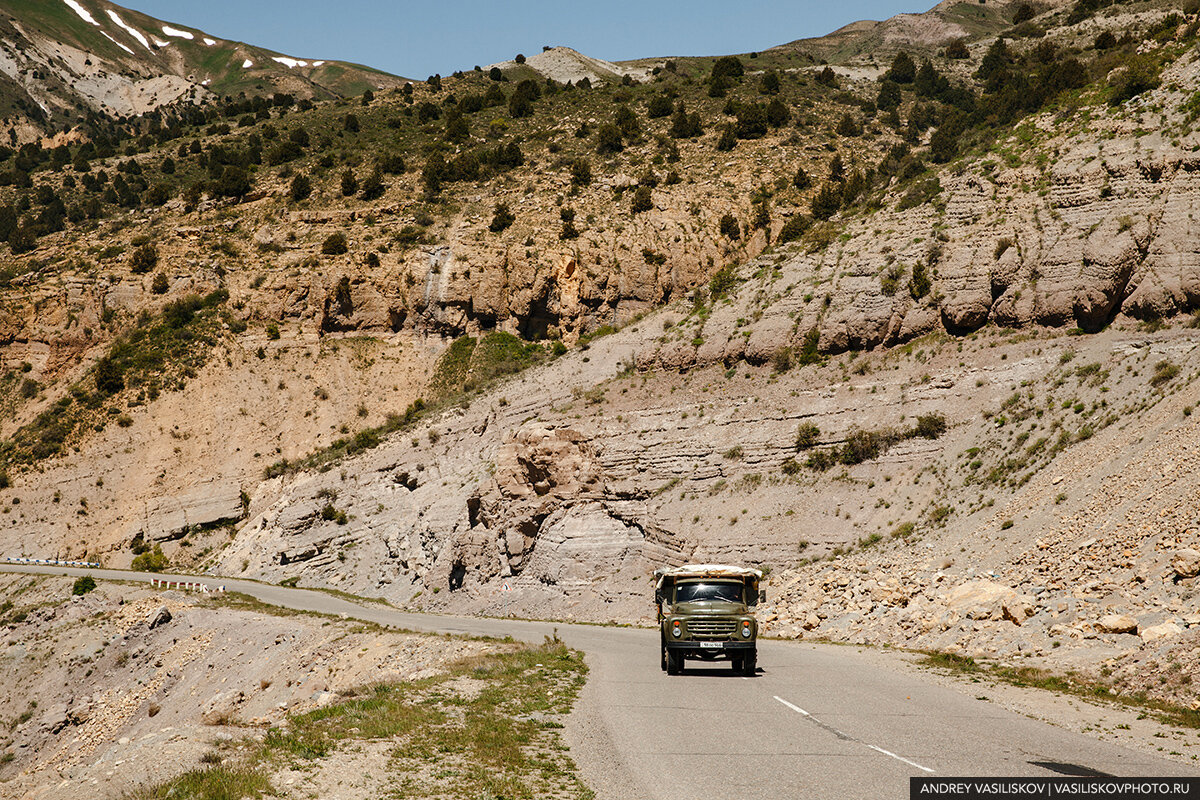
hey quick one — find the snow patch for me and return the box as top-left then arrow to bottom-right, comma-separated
100,31 -> 134,55
201,79 -> 210,85
153,38 -> 170,47
242,59 -> 254,69
63,0 -> 99,26
311,60 -> 325,66
106,10 -> 150,50
161,25 -> 194,40
203,38 -> 217,46
272,57 -> 310,68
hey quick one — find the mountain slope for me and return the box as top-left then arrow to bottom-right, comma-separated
1,0 -> 1199,708
0,0 -> 405,139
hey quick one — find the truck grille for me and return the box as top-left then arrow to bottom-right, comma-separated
688,620 -> 737,639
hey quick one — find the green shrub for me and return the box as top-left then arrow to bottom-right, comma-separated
289,173 -> 312,202
596,124 -> 623,154
708,264 -> 738,299
719,214 -> 740,239
1150,360 -> 1179,387
647,94 -> 673,118
72,575 -> 96,595
711,56 -> 744,80
810,182 -> 842,220
131,544 -> 168,573
908,261 -> 931,299
777,215 -> 811,244
359,169 -> 385,201
130,244 -> 158,274
839,428 -> 899,465
911,413 -> 947,439
631,186 -> 653,214
795,423 -> 820,450
489,203 -> 515,232
151,273 -> 169,295
322,233 -> 349,255
898,176 -> 939,212
570,159 -> 592,186
715,125 -> 737,151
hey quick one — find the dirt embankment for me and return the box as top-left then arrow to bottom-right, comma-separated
0,574 -> 494,799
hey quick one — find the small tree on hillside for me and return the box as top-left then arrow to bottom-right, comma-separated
711,56 -> 744,80
631,186 -> 653,214
489,202 -> 514,232
131,243 -> 158,274
322,232 -> 349,255
290,173 -> 312,202
359,168 -> 385,201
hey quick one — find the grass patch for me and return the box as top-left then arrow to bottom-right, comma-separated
131,636 -> 592,800
123,766 -> 272,800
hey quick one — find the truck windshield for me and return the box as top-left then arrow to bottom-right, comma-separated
675,582 -> 743,603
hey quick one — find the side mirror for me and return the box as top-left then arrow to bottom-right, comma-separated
758,589 -> 767,603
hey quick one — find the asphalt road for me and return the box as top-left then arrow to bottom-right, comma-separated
3,564 -> 1195,799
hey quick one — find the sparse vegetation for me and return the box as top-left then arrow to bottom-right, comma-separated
128,639 -> 590,800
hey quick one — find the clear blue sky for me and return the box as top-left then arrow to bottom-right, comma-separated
121,0 -> 931,79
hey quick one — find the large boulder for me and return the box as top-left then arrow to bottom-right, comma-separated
1171,548 -> 1200,579
1140,622 -> 1183,644
1096,613 -> 1138,634
147,605 -> 172,629
944,579 -> 1033,625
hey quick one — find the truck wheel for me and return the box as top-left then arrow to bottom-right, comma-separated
667,649 -> 683,675
661,639 -> 668,672
741,650 -> 757,676
730,654 -> 743,672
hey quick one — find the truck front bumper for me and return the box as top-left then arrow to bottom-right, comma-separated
665,640 -> 756,653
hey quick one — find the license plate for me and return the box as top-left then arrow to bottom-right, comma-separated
699,641 -> 723,650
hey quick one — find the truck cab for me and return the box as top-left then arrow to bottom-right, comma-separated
654,564 -> 764,676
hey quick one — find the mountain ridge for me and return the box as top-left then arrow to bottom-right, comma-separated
0,0 -> 406,141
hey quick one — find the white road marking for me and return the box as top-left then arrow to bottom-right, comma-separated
774,695 -> 933,773
867,744 -> 934,773
773,696 -> 810,716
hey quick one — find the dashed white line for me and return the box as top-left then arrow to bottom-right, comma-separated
773,695 -> 811,716
867,744 -> 935,773
774,695 -> 933,773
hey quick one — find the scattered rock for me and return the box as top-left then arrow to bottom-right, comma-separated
1140,622 -> 1183,644
1096,613 -> 1138,634
1171,548 -> 1200,579
147,606 -> 172,629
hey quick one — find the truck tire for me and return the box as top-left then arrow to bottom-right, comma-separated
661,639 -> 668,672
667,648 -> 683,675
730,654 -> 743,672
741,649 -> 756,676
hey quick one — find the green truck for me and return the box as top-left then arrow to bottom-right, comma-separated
655,564 -> 764,676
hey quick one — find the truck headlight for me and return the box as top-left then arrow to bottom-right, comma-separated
672,621 -> 682,638
741,621 -> 752,638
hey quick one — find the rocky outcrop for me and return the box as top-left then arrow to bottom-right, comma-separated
135,480 -> 244,543
637,52 -> 1200,370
